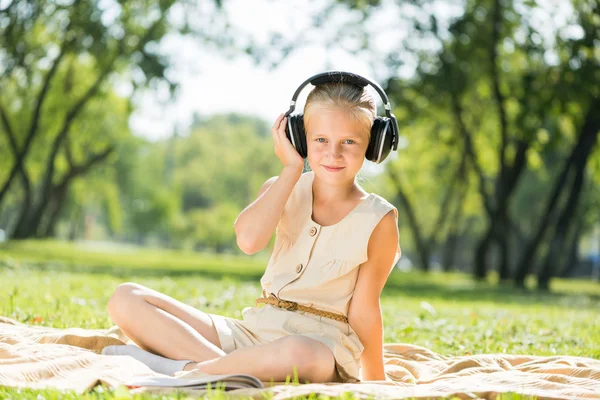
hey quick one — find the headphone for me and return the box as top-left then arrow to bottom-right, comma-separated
283,71 -> 399,164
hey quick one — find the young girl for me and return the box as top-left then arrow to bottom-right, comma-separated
102,76 -> 402,384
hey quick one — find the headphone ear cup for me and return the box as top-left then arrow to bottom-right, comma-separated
285,114 -> 308,158
365,118 -> 384,162
366,117 -> 393,163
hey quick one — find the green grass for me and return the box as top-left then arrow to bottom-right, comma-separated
1,239 -> 599,399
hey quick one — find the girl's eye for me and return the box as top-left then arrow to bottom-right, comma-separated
315,138 -> 355,144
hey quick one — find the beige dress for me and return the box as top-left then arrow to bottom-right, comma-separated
207,170 -> 401,383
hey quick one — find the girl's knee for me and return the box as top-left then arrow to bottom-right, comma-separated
107,282 -> 146,316
280,336 -> 336,382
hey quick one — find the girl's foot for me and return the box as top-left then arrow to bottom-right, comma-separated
101,344 -> 194,376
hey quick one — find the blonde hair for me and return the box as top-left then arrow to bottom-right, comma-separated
303,83 -> 376,141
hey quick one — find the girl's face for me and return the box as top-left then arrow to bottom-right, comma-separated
305,106 -> 370,182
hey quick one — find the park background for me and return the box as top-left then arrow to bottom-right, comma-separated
0,0 -> 599,397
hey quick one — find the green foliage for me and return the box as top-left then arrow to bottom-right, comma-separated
155,113 -> 280,251
178,202 -> 239,252
343,0 -> 600,278
0,0 -> 183,241
2,0 -> 599,286
174,114 -> 277,209
0,109 -> 285,251
0,0 -> 234,243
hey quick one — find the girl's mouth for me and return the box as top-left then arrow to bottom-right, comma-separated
323,165 -> 345,172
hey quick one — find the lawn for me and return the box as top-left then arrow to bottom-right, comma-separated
1,240 -> 598,399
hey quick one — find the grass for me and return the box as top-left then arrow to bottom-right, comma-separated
0,239 -> 599,399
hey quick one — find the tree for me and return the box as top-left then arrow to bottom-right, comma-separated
0,0 -> 230,238
335,0 -> 598,283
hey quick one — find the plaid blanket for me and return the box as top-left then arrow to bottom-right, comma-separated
1,316 -> 598,399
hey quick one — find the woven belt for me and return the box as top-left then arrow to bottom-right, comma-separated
255,294 -> 348,324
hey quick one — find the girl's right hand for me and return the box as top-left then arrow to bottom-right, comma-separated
272,113 -> 304,170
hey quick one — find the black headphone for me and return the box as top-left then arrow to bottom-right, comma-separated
283,71 -> 399,164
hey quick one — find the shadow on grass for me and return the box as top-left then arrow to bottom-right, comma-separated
0,259 -> 265,283
2,259 -> 598,310
382,271 -> 599,309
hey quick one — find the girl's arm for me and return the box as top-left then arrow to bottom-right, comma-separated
233,165 -> 303,254
354,303 -> 385,381
347,210 -> 400,381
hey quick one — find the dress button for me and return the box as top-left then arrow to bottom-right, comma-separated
296,264 -> 303,273
309,226 -> 317,236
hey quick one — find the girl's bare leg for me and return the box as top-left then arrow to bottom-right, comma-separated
106,282 -> 226,362
183,335 -> 339,384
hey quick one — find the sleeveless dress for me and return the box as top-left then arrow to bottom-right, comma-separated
207,170 -> 401,383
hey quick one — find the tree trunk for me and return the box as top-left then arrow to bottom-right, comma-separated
0,45 -> 66,209
388,169 -> 431,271
442,233 -> 458,272
10,173 -> 34,239
538,137 -> 597,290
514,97 -> 600,287
559,218 -> 584,278
11,146 -> 114,239
470,140 -> 530,281
12,187 -> 52,239
442,184 -> 467,272
474,222 -> 494,280
496,211 -> 511,281
40,183 -> 70,238
0,163 -> 21,208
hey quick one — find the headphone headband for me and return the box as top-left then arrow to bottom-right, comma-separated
284,71 -> 398,151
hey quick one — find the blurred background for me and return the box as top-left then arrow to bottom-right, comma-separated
0,0 -> 598,291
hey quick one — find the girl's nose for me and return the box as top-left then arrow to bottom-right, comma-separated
329,143 -> 342,157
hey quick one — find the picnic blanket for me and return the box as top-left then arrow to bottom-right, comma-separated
1,315 -> 599,399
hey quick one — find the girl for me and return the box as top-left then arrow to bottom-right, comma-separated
102,77 -> 402,384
